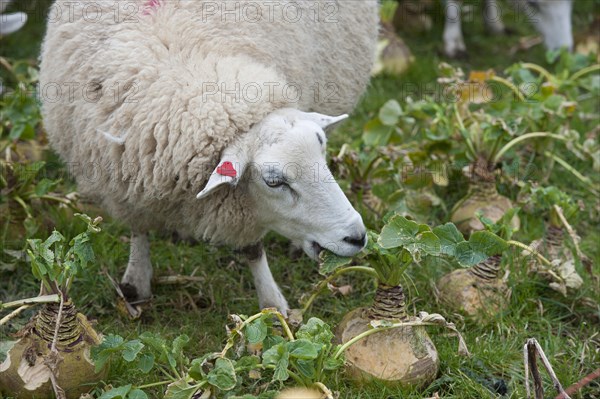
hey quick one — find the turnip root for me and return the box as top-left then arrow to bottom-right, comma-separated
1,215 -> 105,398
0,301 -> 104,398
276,388 -> 325,399
336,285 -> 439,388
528,226 -> 583,294
436,255 -> 510,318
373,22 -> 414,76
450,182 -> 519,236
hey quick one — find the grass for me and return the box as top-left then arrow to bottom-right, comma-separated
1,0 -> 600,398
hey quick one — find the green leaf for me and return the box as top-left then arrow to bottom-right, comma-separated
207,358 -> 237,391
128,389 -> 148,399
234,355 -> 261,372
323,354 -> 344,371
432,223 -> 465,257
456,231 -> 508,267
91,334 -> 125,372
295,318 -> 334,347
363,118 -> 393,147
164,379 -> 202,399
318,251 -> 353,276
139,332 -> 167,353
34,178 -> 57,197
468,231 -> 508,255
137,353 -> 154,373
294,358 -> 316,379
172,334 -> 190,358
122,340 -> 144,362
273,354 -> 289,382
44,230 -> 65,250
378,215 -> 420,248
99,385 -> 132,399
262,343 -> 290,382
262,334 -> 285,352
167,352 -> 178,370
378,215 -> 440,258
416,231 -> 441,256
379,99 -> 403,126
245,318 -> 268,344
287,339 -> 320,360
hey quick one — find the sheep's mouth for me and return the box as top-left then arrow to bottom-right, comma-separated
311,241 -> 323,255
301,241 -> 323,261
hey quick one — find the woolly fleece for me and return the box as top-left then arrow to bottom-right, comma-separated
39,0 -> 379,247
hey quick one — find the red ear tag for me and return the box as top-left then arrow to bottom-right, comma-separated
217,162 -> 237,178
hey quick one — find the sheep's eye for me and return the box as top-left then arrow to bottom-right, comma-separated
264,178 -> 286,188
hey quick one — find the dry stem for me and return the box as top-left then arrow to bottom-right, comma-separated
524,338 -> 571,399
555,367 -> 600,399
47,292 -> 66,399
553,205 -> 595,280
0,305 -> 31,326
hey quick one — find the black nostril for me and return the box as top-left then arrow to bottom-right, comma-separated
343,233 -> 367,247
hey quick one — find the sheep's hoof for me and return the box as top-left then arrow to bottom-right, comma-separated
119,282 -> 152,304
116,283 -> 149,319
444,48 -> 469,60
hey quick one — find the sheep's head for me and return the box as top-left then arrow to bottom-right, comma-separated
198,108 -> 367,259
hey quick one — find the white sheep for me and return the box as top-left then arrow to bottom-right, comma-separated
39,0 -> 379,315
427,0 -> 573,58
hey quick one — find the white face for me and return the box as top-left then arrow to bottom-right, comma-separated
198,109 -> 367,260
522,0 -> 573,50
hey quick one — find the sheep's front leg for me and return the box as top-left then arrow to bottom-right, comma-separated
120,232 -> 153,303
483,0 -> 505,34
244,243 -> 289,317
443,0 -> 467,58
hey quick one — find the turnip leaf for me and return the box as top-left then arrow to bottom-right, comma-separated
432,223 -> 465,257
296,317 -> 334,346
164,379 -> 201,399
128,390 -> 148,399
122,340 -> 144,362
287,339 -> 320,360
207,358 -> 237,391
246,318 -> 268,344
137,353 -> 154,374
456,231 -> 508,267
99,384 -> 131,399
378,99 -> 403,126
319,251 -> 352,276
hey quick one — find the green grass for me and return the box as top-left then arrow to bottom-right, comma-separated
1,1 -> 600,398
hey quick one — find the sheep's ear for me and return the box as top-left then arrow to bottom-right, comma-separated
302,112 -> 349,132
197,153 -> 247,200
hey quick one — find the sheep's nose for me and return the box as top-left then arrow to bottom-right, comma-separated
343,233 -> 367,248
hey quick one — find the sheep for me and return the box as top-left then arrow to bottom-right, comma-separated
39,0 -> 379,316
441,0 -> 573,58
394,0 -> 573,58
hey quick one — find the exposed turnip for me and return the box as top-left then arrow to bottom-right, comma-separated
276,387 -> 325,399
336,284 -> 438,388
436,255 -> 510,318
0,301 -> 103,398
450,180 -> 519,236
437,208 -> 522,319
520,186 -> 586,294
0,214 -> 105,398
308,216 -> 479,388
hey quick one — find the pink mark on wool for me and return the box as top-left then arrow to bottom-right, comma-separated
142,0 -> 162,15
